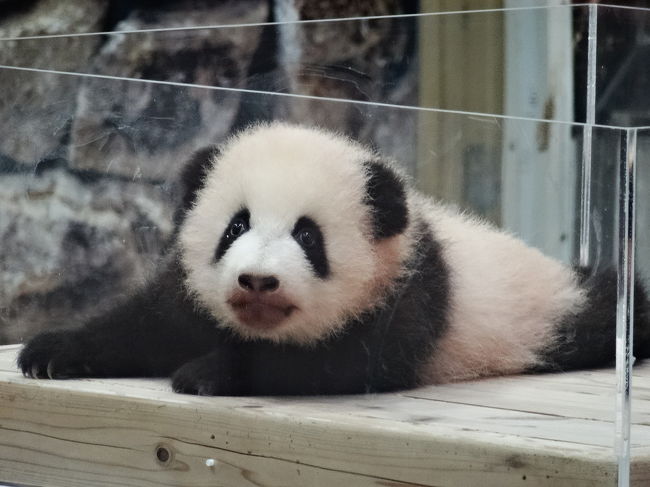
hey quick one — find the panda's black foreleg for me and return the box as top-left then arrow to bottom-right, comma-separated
535,268 -> 650,372
170,320 -> 430,396
18,312 -> 217,380
170,350 -> 370,396
17,309 -> 215,381
170,337 -> 382,396
18,263 -> 221,380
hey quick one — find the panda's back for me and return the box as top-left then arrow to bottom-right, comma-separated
413,196 -> 586,383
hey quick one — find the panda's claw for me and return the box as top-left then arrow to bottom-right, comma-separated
171,356 -> 228,396
18,329 -> 96,380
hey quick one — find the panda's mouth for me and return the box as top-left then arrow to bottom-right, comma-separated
227,293 -> 297,329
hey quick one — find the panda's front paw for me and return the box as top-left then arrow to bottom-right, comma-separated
18,330 -> 94,380
171,354 -> 235,396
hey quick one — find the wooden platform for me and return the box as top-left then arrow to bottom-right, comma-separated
0,345 -> 649,487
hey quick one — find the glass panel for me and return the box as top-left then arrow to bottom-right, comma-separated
4,5 -> 650,128
637,129 -> 650,285
0,5 -> 595,122
631,128 -> 650,485
0,67 -> 625,341
595,6 -> 650,127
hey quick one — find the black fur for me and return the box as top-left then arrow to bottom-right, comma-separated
363,161 -> 409,240
214,209 -> 250,262
18,259 -> 223,380
173,145 -> 218,226
17,222 -> 450,395
533,267 -> 650,372
292,216 -> 329,279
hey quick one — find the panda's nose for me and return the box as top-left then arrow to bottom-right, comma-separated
238,274 -> 280,293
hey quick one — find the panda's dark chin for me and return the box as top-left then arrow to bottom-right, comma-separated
227,293 -> 297,330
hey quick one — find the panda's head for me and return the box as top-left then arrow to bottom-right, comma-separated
179,123 -> 411,344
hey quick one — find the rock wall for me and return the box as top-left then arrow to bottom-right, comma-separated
70,1 -> 268,180
0,0 -> 107,165
0,168 -> 172,343
0,0 -> 417,343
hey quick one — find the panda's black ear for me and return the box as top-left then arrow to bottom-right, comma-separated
364,161 -> 409,239
174,146 -> 219,226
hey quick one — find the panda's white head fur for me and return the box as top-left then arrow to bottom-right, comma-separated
179,123 -> 413,344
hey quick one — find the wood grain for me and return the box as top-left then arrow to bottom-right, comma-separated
1,345 -> 649,486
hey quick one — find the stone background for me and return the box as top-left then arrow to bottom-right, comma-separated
0,0 -> 418,343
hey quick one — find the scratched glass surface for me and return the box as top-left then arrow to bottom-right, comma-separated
0,4 -> 603,122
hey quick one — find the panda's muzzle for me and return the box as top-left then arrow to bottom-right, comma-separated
228,274 -> 297,328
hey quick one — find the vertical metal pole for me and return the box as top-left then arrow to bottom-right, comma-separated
616,128 -> 637,487
579,4 -> 598,267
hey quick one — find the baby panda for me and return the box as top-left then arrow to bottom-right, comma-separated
18,123 -> 650,395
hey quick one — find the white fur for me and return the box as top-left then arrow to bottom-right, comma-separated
180,122 -> 586,382
416,197 -> 586,383
180,123 -> 398,344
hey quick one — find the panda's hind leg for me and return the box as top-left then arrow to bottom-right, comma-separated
534,268 -> 650,372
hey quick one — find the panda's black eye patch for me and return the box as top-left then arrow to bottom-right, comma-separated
229,219 -> 248,238
214,209 -> 250,262
297,229 -> 315,248
292,216 -> 329,279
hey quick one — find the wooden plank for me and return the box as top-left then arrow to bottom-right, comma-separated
406,366 -> 650,425
2,345 -> 648,486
